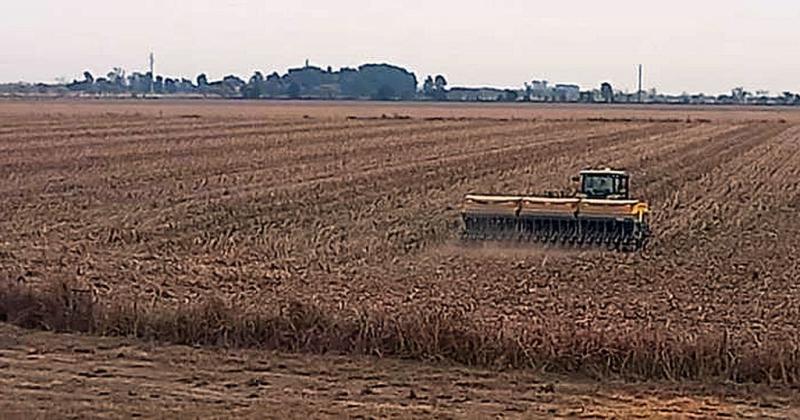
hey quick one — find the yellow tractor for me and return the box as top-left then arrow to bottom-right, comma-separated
461,169 -> 650,251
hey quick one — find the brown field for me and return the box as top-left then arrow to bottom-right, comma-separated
1,99 -> 800,417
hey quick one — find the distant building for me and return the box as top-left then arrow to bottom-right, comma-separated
579,91 -> 596,102
446,87 -> 509,101
530,80 -> 550,101
554,84 -> 580,102
528,80 -> 580,102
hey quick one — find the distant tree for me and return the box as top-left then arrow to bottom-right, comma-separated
434,75 -> 447,91
732,87 -> 756,104
66,70 -> 100,92
127,72 -> 152,94
503,89 -> 518,102
179,78 -> 194,93
107,67 -> 126,87
356,64 -> 417,100
222,75 -> 246,96
731,87 -> 744,103
422,74 -> 447,101
374,84 -> 396,100
154,75 -> 164,94
287,81 -> 301,99
782,91 -> 796,105
600,82 -> 614,103
264,72 -> 283,97
196,73 -> 208,87
244,71 -> 264,99
422,75 -> 435,97
337,67 -> 359,97
164,78 -> 177,94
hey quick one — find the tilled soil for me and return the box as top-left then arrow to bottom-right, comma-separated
2,100 -> 800,414
2,102 -> 798,338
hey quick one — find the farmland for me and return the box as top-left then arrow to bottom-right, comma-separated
1,100 -> 800,416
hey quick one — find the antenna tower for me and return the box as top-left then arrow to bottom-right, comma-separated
149,52 -> 155,94
637,64 -> 643,103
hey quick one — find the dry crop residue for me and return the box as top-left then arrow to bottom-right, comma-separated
1,101 -> 800,395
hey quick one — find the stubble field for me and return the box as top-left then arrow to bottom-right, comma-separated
1,100 -> 800,416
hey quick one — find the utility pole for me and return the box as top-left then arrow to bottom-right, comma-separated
637,64 -> 643,103
149,52 -> 155,95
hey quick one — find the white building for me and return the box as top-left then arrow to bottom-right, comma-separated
555,84 -> 580,102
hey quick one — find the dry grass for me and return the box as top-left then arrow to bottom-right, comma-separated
2,281 -> 798,385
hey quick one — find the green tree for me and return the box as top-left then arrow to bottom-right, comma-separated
503,89 -> 518,102
196,73 -> 208,87
600,82 -> 614,103
432,74 -> 448,100
422,75 -> 435,97
374,84 -> 396,100
244,71 -> 264,99
287,82 -> 301,99
434,75 -> 447,90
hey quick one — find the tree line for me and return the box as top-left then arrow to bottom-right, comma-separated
65,63 -> 451,101
8,62 -> 795,105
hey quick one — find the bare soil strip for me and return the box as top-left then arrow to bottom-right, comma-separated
1,324 -> 798,419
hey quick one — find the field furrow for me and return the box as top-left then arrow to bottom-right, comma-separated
2,101 -> 800,392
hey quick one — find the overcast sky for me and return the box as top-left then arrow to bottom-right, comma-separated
2,0 -> 799,94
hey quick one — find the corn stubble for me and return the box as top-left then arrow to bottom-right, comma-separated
1,102 -> 799,384
2,280 -> 798,384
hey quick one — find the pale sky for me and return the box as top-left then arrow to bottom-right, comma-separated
2,0 -> 799,94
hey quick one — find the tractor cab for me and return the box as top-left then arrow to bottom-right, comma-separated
578,169 -> 630,199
